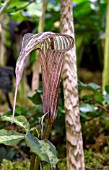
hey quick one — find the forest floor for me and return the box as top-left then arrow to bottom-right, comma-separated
0,69 -> 109,169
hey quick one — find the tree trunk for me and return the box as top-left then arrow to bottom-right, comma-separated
60,0 -> 85,169
102,0 -> 109,89
38,0 -> 47,33
0,15 -> 6,66
32,0 -> 47,91
31,54 -> 40,91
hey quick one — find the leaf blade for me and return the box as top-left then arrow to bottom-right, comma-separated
0,130 -> 24,146
25,132 -> 58,167
1,115 -> 30,132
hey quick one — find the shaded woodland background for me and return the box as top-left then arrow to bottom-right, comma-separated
0,0 -> 109,169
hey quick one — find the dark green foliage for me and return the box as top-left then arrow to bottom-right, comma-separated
28,90 -> 42,105
0,114 -> 58,168
79,81 -> 109,121
0,147 -> 16,163
1,77 -> 109,169
26,132 -> 58,168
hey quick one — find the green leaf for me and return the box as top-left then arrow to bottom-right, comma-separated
78,81 -> 100,91
94,91 -> 104,104
28,90 -> 42,105
104,94 -> 109,105
4,1 -> 29,13
82,94 -> 94,100
15,105 -> 28,115
0,130 -> 24,146
80,104 -> 97,113
26,132 -> 58,167
105,85 -> 109,93
0,115 -> 30,132
87,83 -> 100,90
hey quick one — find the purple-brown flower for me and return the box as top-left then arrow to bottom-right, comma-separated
12,32 -> 74,122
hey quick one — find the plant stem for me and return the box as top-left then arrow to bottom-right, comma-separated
30,155 -> 36,170
30,119 -> 54,170
33,157 -> 41,170
42,119 -> 53,139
